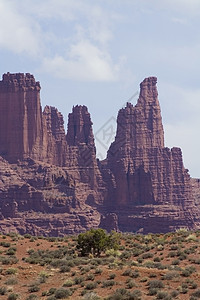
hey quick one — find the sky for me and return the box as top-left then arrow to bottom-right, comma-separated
0,0 -> 200,177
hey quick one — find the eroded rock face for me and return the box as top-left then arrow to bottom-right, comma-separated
43,105 -> 67,166
98,77 -> 200,233
0,73 -> 44,162
0,73 -> 199,235
101,77 -> 192,207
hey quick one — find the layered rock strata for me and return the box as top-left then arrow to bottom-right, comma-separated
0,73 -> 199,235
99,77 -> 199,233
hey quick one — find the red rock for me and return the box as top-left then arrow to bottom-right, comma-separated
0,73 -> 199,235
0,73 -> 43,162
66,105 -> 94,147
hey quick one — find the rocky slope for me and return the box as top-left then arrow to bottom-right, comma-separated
0,72 -> 199,235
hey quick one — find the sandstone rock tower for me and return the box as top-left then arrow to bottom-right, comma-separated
0,73 -> 44,162
66,105 -> 104,192
102,77 -> 191,206
100,77 -> 199,232
0,72 -> 199,235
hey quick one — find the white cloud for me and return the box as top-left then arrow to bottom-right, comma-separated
0,0 -> 122,80
41,39 -> 121,81
0,1 -> 41,56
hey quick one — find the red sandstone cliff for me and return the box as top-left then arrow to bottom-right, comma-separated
101,77 -> 191,207
0,73 -> 199,235
0,73 -> 44,162
99,77 -> 199,233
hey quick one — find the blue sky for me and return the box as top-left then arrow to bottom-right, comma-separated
0,0 -> 200,177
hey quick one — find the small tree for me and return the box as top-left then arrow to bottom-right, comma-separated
77,229 -> 120,257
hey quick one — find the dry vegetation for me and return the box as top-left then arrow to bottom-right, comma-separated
0,229 -> 200,299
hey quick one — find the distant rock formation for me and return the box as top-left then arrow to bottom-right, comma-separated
101,77 -> 192,207
0,73 -> 43,162
0,72 -> 199,235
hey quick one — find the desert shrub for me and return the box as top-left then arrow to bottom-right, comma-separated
5,277 -> 18,285
120,250 -> 132,259
38,271 -> 49,283
85,282 -> 98,290
26,295 -> 39,300
63,280 -> 74,287
28,284 -> 40,293
148,288 -> 158,296
108,273 -> 116,280
162,271 -> 179,280
154,257 -> 161,262
186,234 -> 197,242
142,252 -> 153,259
0,256 -> 18,265
5,268 -> 17,275
7,293 -> 19,300
74,276 -> 85,284
107,288 -> 141,300
170,290 -> 179,298
105,249 -> 121,257
182,266 -> 196,277
168,251 -> 177,258
126,278 -> 136,289
83,292 -> 101,299
6,247 -> 17,256
24,234 -> 32,239
54,288 -> 71,299
180,287 -> 188,294
0,286 -> 7,295
171,259 -> 180,265
148,280 -> 164,289
102,280 -> 115,288
46,288 -> 56,296
170,245 -> 179,251
59,265 -> 71,273
122,269 -> 132,276
86,273 -> 95,281
0,241 -> 11,248
156,291 -> 172,299
149,273 -> 157,278
94,268 -> 102,274
140,277 -> 148,282
192,289 -> 200,298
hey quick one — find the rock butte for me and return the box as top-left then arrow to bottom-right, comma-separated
0,72 -> 199,236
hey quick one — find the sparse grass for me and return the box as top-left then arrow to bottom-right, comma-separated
0,230 -> 200,299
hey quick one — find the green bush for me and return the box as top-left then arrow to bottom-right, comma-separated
77,229 -> 120,257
